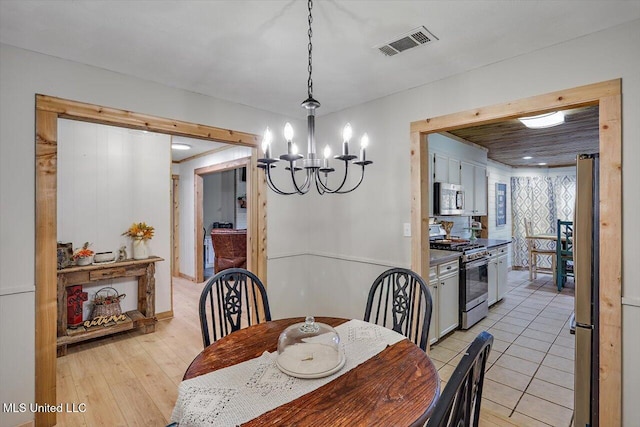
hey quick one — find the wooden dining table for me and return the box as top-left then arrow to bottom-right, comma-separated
180,317 -> 441,426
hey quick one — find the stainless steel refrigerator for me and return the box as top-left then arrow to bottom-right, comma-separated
574,153 -> 599,427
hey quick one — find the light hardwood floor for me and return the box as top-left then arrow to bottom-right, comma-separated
56,272 -> 573,426
56,276 -> 207,426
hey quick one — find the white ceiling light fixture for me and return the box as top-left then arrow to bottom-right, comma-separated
538,162 -> 547,166
257,0 -> 372,195
518,111 -> 565,129
522,156 -> 533,160
171,143 -> 192,150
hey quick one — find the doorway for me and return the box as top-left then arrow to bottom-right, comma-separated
410,79 -> 621,426
195,160 -> 251,283
34,94 -> 267,426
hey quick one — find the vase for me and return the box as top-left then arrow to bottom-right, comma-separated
132,238 -> 148,260
76,256 -> 93,266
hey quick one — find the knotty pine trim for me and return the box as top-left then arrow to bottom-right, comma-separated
35,95 -> 267,426
36,94 -> 259,147
410,79 -> 619,133
35,109 -> 58,427
410,79 -> 622,427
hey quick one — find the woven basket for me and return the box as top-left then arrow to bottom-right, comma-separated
91,287 -> 126,319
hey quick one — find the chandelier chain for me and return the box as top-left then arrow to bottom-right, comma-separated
307,0 -> 313,98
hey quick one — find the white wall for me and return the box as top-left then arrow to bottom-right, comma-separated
307,20 -> 639,424
0,43 -> 299,427
57,120 -> 172,314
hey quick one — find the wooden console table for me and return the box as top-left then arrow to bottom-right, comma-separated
56,256 -> 163,356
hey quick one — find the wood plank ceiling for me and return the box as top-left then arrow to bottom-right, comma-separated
447,106 -> 599,168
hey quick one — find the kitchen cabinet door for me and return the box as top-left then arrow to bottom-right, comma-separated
434,153 -> 448,183
460,161 -> 475,216
448,158 -> 461,185
428,279 -> 438,345
474,165 -> 487,215
438,273 -> 459,338
487,256 -> 498,306
497,253 -> 509,301
428,152 -> 434,216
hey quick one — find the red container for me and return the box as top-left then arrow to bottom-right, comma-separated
67,285 -> 88,328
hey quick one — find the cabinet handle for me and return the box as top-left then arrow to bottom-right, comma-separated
441,282 -> 445,286
446,266 -> 452,270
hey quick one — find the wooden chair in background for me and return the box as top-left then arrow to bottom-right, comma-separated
556,219 -> 574,291
524,219 -> 556,282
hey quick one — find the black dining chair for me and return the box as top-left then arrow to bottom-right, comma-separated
363,267 -> 433,351
199,268 -> 271,348
426,331 -> 493,427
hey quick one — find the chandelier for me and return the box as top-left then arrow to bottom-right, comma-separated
257,0 -> 372,195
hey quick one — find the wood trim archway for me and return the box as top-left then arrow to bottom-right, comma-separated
34,94 -> 267,426
410,79 -> 622,426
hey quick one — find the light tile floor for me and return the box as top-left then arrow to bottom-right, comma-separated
431,269 -> 575,427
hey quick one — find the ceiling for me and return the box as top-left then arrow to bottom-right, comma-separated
1,2 -> 636,163
170,135 -> 229,162
447,106 -> 600,168
1,1 -> 639,123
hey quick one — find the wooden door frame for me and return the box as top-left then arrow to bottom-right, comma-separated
172,174 -> 180,278
410,79 -> 622,426
34,94 -> 268,426
194,158 -> 253,283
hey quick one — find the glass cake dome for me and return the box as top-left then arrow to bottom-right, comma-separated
276,316 -> 345,379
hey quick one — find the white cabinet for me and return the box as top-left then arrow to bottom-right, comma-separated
487,245 -> 509,306
428,267 -> 438,345
428,152 -> 435,216
438,264 -> 459,337
434,153 -> 448,183
428,261 -> 459,345
448,158 -> 461,184
474,165 -> 488,215
460,161 -> 487,216
497,251 -> 508,301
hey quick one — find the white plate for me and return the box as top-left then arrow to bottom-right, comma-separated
276,351 -> 346,379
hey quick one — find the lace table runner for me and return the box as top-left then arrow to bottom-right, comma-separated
171,319 -> 406,426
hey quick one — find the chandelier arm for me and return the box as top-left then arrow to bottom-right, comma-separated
264,165 -> 301,196
287,162 -> 312,195
334,164 -> 366,194
316,159 -> 351,193
314,172 -> 326,195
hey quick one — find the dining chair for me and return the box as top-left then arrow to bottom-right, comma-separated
524,219 -> 556,282
556,219 -> 574,291
364,267 -> 432,351
199,268 -> 271,347
426,331 -> 493,427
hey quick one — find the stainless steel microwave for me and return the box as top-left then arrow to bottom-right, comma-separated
434,182 -> 465,215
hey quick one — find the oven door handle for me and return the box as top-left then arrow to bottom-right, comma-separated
464,257 -> 489,269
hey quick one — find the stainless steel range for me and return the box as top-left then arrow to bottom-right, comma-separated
429,225 -> 489,329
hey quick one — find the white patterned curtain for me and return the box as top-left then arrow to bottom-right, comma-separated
511,175 -> 576,268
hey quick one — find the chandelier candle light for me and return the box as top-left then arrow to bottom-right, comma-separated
257,0 -> 372,195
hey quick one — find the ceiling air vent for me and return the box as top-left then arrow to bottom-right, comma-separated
375,26 -> 438,57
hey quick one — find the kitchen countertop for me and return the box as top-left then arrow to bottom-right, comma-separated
430,249 -> 462,266
475,238 -> 512,249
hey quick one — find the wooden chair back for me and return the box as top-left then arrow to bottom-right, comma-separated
364,268 -> 433,351
199,268 -> 271,347
426,331 -> 493,427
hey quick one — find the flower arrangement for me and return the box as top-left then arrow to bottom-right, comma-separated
72,242 -> 94,260
122,222 -> 155,240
